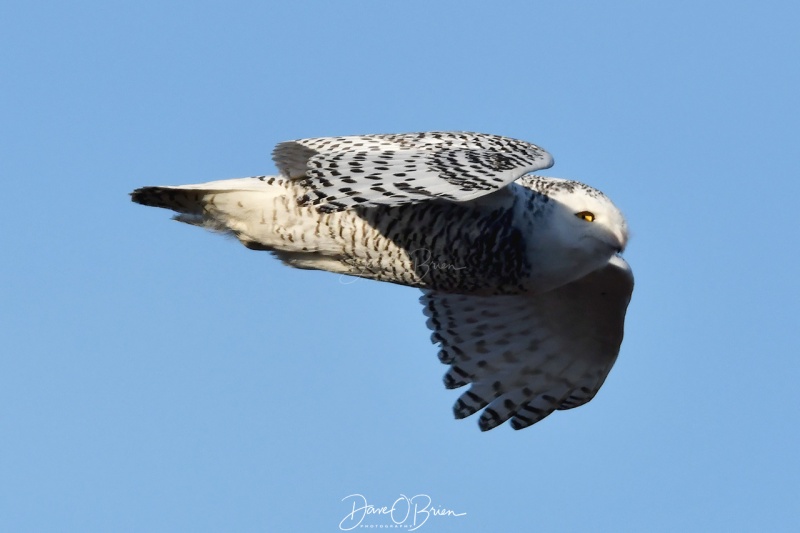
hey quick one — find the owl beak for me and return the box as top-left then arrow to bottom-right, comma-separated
603,230 -> 626,254
614,225 -> 628,253
616,235 -> 626,253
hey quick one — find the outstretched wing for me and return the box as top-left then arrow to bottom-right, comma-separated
421,255 -> 633,431
272,131 -> 553,211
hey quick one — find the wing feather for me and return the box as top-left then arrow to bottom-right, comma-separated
420,255 -> 633,431
271,131 -> 553,211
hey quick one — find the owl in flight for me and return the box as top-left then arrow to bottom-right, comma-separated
132,132 -> 633,431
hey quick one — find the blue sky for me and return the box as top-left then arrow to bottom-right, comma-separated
2,1 -> 799,531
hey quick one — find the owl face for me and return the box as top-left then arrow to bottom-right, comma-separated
519,177 -> 628,292
553,185 -> 628,254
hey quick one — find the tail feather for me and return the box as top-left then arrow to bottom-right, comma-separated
131,186 -> 206,214
131,176 -> 344,263
130,176 -> 279,214
130,175 -> 298,246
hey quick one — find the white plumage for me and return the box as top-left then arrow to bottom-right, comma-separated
132,131 -> 633,431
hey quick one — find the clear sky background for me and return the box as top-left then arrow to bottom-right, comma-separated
2,1 -> 798,531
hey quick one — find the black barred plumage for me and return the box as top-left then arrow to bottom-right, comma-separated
275,132 -> 554,212
131,131 -> 633,431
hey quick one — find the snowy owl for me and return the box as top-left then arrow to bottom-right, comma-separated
132,131 -> 633,431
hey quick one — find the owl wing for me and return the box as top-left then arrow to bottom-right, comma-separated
271,131 -> 553,211
420,255 -> 634,431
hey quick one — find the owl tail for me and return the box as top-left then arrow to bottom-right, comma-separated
130,176 -> 291,240
132,176 -> 353,264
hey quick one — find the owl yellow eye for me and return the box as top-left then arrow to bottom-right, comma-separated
576,211 -> 595,222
